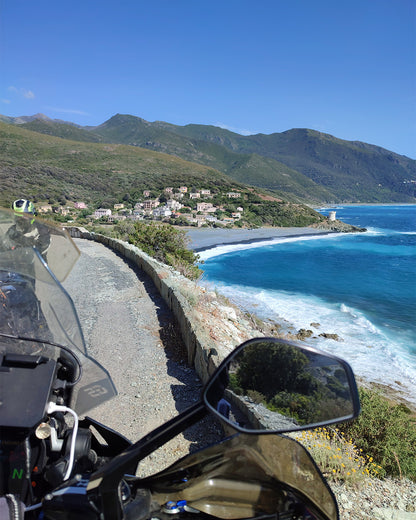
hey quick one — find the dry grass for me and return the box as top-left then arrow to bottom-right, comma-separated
293,427 -> 384,486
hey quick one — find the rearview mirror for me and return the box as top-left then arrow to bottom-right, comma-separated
204,338 -> 360,434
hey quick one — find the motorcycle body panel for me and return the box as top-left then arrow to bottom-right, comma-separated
142,433 -> 337,520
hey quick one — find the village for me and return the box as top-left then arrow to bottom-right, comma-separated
35,186 -> 247,227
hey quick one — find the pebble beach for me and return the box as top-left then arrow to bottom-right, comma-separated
185,226 -> 332,251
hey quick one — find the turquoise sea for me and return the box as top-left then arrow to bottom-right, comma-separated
198,205 -> 416,404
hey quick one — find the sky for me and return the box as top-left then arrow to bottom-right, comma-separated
1,0 -> 415,158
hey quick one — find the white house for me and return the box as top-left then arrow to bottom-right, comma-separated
167,199 -> 182,210
153,207 -> 172,219
196,202 -> 215,213
94,208 -> 112,218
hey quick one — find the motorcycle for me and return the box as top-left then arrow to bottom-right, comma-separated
0,208 -> 360,520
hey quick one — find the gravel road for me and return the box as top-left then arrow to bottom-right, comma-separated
63,238 -> 222,476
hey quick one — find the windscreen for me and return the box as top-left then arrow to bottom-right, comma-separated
145,433 -> 338,520
0,208 -> 116,414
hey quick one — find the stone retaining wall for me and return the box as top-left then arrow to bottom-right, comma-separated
66,227 -> 222,384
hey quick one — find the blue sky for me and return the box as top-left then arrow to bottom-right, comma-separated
1,0 -> 415,158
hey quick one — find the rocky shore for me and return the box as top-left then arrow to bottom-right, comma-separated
66,234 -> 415,520
183,224 -> 416,519
187,283 -> 416,519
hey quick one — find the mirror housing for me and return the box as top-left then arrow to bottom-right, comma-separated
203,338 -> 360,434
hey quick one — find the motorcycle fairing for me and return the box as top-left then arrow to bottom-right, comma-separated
0,353 -> 57,428
0,208 -> 117,416
141,433 -> 338,520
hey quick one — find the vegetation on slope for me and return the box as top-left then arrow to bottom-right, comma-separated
0,121 -> 242,207
0,121 -> 328,229
22,119 -> 103,143
341,387 -> 416,481
89,114 -> 331,203
88,115 -> 416,203
111,220 -> 202,279
169,123 -> 416,202
13,112 -> 416,203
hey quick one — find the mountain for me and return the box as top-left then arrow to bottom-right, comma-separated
0,113 -> 81,127
3,112 -> 416,203
174,125 -> 416,202
0,121 -> 246,207
20,118 -> 103,143
90,115 -> 416,203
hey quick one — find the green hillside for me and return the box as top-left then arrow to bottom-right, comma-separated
0,121 -> 329,229
91,115 -> 335,202
0,121 -> 243,207
22,119 -> 103,143
4,112 -> 416,203
91,115 -> 416,203
16,114 -> 356,203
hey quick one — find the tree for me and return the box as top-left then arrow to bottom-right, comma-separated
236,342 -> 310,400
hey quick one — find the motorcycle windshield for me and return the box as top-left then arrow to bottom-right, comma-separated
0,208 -> 116,415
143,433 -> 338,520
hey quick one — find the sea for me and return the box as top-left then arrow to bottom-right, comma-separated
198,205 -> 416,405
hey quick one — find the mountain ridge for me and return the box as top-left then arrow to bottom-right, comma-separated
0,121 -> 247,207
2,112 -> 415,203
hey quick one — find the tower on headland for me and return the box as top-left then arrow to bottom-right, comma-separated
329,211 -> 336,221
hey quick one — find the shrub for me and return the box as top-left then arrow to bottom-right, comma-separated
294,427 -> 384,485
341,388 -> 416,481
127,221 -> 202,280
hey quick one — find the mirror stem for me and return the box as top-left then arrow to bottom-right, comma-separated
90,402 -> 207,519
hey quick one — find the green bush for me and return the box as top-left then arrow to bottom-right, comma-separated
342,388 -> 416,480
119,221 -> 202,280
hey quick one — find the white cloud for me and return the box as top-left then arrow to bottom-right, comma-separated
7,86 -> 35,99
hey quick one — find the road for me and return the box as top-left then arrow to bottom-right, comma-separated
63,238 -> 221,476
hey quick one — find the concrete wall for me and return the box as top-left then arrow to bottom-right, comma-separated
66,227 -> 221,384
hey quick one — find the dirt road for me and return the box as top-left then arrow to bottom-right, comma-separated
63,238 -> 221,476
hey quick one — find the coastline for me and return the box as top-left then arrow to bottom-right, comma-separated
185,225 -> 416,414
185,226 -> 334,252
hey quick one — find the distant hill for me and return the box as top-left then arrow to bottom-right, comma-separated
90,114 -> 333,203
173,125 -> 416,202
90,115 -> 416,203
0,121 -> 245,207
0,113 -> 82,127
3,112 -> 416,203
